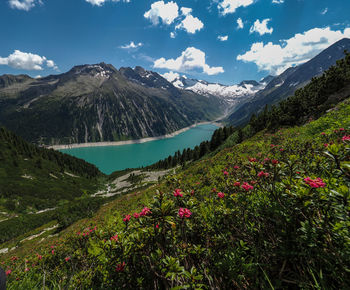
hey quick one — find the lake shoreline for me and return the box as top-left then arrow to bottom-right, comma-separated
48,121 -> 222,150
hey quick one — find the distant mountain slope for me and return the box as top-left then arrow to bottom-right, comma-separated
227,38 -> 350,126
0,64 -> 224,145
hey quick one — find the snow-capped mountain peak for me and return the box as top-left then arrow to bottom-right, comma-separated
162,73 -> 268,106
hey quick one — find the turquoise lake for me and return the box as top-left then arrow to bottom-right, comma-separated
60,123 -> 218,174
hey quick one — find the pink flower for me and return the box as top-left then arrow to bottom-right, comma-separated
110,234 -> 118,242
133,212 -> 140,219
51,250 -> 55,255
342,135 -> 350,141
123,215 -> 131,223
324,143 -> 329,147
173,189 -> 183,197
140,207 -> 152,216
242,182 -> 254,191
37,254 -> 42,260
234,166 -> 240,169
5,270 -> 11,276
25,267 -> 30,272
190,190 -> 195,196
264,158 -> 270,162
155,224 -> 159,229
65,257 -> 71,262
257,171 -> 269,178
304,177 -> 326,188
272,159 -> 279,165
217,192 -> 225,199
234,181 -> 241,187
178,208 -> 192,218
321,132 -> 326,136
116,262 -> 126,272
339,128 -> 345,131
223,170 -> 229,176
249,158 -> 257,162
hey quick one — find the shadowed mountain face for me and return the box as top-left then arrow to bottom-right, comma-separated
227,38 -> 350,126
0,64 -> 224,145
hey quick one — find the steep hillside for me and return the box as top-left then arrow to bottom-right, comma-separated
2,97 -> 349,289
0,127 -> 103,243
0,64 -> 224,145
227,38 -> 350,126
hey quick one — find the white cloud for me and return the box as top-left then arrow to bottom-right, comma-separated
162,71 -> 180,82
237,27 -> 350,75
218,35 -> 228,41
0,50 -> 58,71
249,19 -> 273,35
154,47 -> 224,75
144,1 -> 179,25
8,0 -> 36,11
119,41 -> 143,49
180,7 -> 192,16
85,0 -> 105,5
85,0 -> 130,6
46,59 -> 59,71
175,14 -> 204,34
321,8 -> 328,15
145,2 -> 203,35
272,0 -> 284,3
217,0 -> 254,15
237,17 -> 244,29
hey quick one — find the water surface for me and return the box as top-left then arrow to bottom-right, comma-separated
61,123 -> 218,174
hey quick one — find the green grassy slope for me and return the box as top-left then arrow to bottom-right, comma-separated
0,127 -> 104,243
2,98 -> 349,289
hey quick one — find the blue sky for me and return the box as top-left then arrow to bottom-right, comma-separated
0,0 -> 349,85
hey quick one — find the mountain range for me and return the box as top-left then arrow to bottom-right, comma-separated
0,64 -> 223,145
0,38 -> 349,145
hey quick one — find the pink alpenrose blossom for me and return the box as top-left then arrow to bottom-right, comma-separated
173,189 -> 183,197
241,182 -> 254,191
217,192 -> 225,199
304,177 -> 326,188
178,208 -> 192,218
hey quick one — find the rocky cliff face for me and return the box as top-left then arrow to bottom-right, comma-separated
0,63 -> 224,145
